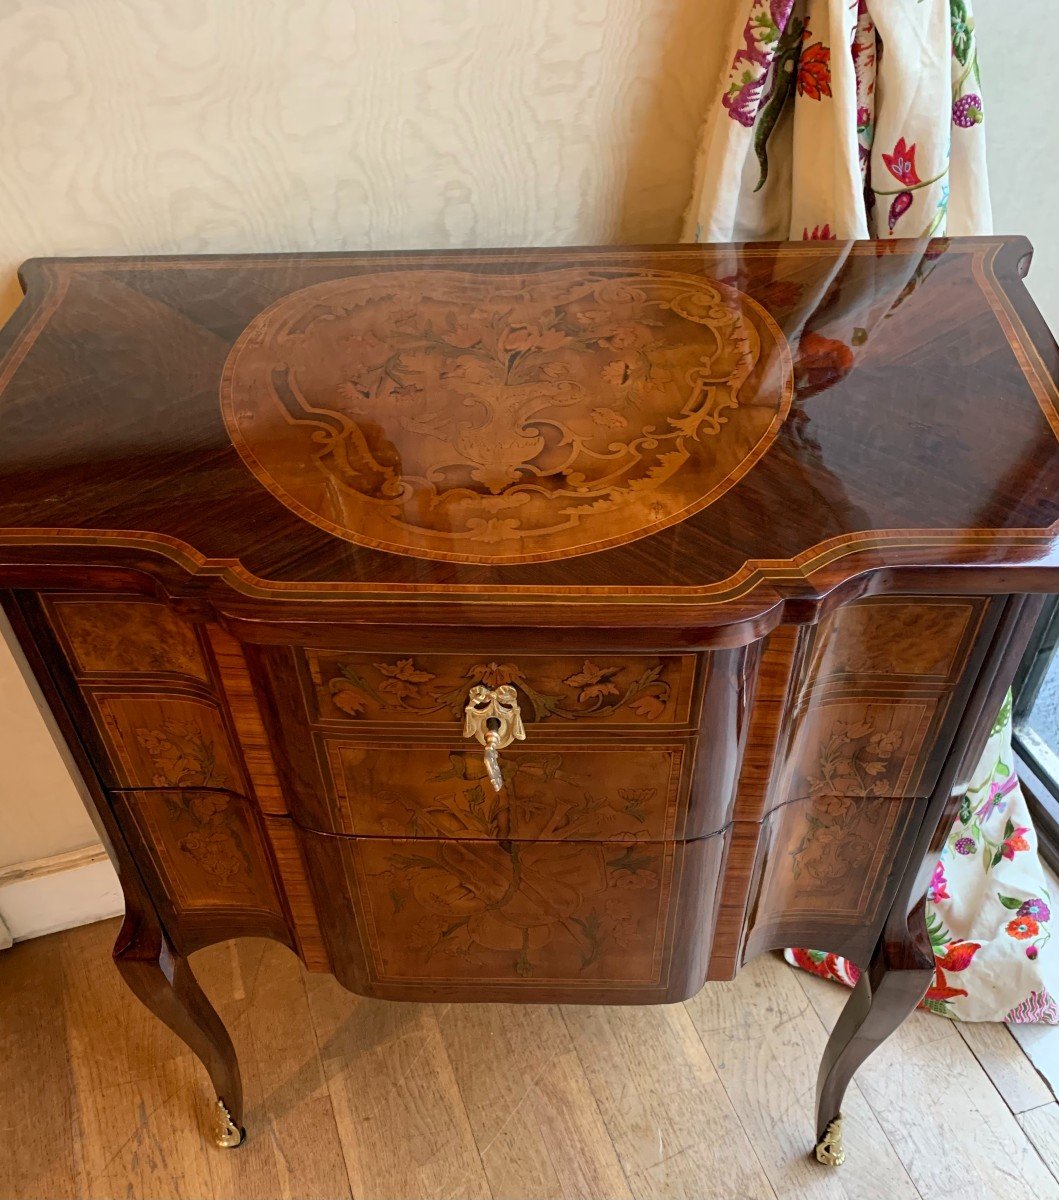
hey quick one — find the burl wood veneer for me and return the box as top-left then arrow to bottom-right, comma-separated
1,238 -> 1058,1164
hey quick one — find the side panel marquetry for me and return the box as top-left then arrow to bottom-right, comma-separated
776,697 -> 938,803
718,595 -> 995,975
742,795 -> 921,963
803,597 -> 983,683
761,596 -> 990,815
44,597 -> 270,802
313,740 -> 688,841
303,649 -> 698,728
112,788 -> 290,949
92,693 -> 246,791
299,828 -> 726,1002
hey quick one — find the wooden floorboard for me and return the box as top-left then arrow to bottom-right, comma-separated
6,922 -> 1059,1199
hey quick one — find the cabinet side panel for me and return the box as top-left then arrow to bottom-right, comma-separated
741,795 -> 923,965
779,596 -> 994,806
111,788 -> 292,953
712,595 -> 1001,976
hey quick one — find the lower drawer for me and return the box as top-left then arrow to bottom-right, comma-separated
298,827 -> 726,1004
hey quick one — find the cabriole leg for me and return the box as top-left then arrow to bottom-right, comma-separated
813,898 -> 934,1165
112,906 -> 245,1148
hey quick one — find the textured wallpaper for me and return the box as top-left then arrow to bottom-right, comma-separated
0,0 -> 730,320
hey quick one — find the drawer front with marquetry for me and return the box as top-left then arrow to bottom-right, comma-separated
302,738 -> 692,841
257,641 -> 719,842
300,648 -> 700,730
299,827 -> 726,1003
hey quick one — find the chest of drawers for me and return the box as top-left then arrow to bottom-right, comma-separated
1,238 -> 1057,1165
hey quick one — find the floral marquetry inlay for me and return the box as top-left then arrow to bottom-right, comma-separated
306,650 -> 696,727
320,743 -> 685,841
221,267 -> 792,563
118,790 -> 284,919
351,836 -> 676,984
92,696 -> 243,792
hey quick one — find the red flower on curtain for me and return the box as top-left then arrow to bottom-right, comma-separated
797,42 -> 832,99
882,137 -> 920,185
802,224 -> 837,240
924,940 -> 982,1005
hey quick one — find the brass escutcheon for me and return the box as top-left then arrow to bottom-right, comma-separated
463,684 -> 525,791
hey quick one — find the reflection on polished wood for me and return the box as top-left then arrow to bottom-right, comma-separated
2,237 -> 1059,1161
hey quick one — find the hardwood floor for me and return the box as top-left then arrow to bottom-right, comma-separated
3,918 -> 1059,1200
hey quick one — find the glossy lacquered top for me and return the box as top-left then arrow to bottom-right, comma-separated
1,237 -> 1058,624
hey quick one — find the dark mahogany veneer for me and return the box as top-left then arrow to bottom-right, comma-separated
1,237 -> 1057,1160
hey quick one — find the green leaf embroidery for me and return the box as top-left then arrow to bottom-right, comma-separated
922,998 -> 952,1016
752,18 -> 804,192
998,894 -> 1024,910
950,0 -> 973,66
991,691 -> 1013,736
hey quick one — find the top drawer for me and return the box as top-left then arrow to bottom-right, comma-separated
302,649 -> 700,731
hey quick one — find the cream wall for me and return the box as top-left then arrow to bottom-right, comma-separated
976,0 -> 1059,330
0,0 -> 1055,931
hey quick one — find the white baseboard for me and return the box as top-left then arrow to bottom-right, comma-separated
0,843 -> 123,943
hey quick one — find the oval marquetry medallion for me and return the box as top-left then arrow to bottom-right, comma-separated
220,267 -> 792,563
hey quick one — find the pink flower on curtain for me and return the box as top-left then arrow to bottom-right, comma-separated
977,772 -> 1019,820
1002,824 -> 1031,861
929,861 -> 950,903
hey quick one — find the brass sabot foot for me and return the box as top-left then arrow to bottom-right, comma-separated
214,1097 -> 244,1149
814,1114 -> 845,1166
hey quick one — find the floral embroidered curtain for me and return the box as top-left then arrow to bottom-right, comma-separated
685,0 -> 1057,1022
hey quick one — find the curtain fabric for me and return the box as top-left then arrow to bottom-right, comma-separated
686,0 -> 1059,1021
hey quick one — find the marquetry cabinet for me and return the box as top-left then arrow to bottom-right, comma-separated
1,238 -> 1057,1164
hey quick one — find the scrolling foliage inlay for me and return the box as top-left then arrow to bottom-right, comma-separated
220,267 -> 792,563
